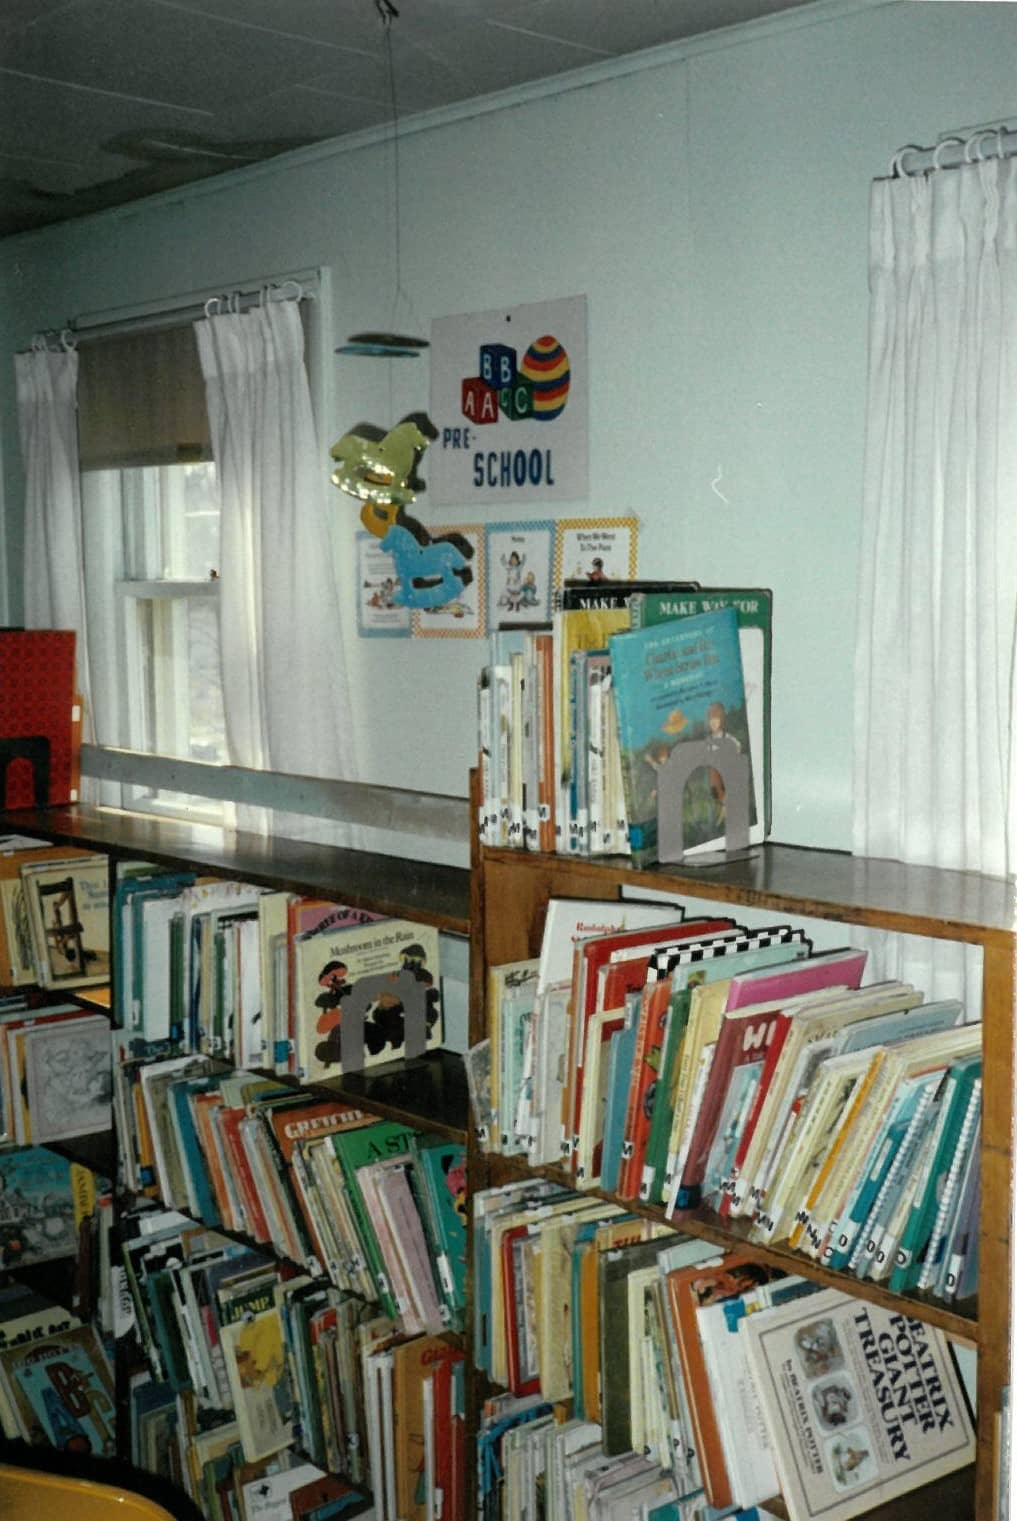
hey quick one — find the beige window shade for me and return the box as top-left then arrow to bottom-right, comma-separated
77,323 -> 212,471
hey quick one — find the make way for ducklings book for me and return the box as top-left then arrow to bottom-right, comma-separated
609,604 -> 755,864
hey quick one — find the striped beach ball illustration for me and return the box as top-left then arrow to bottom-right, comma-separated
519,334 -> 571,421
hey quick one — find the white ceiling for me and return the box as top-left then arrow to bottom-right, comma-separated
0,0 -> 819,238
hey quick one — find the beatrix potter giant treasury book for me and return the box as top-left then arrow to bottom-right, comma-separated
609,605 -> 753,865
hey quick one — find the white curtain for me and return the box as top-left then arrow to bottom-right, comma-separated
15,344 -> 94,746
853,154 -> 1017,1012
194,300 -> 354,829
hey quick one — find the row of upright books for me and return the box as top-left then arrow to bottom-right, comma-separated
113,864 -> 444,1079
474,1183 -> 976,1521
467,896 -> 981,1300
477,582 -> 772,864
122,1201 -> 464,1521
114,1060 -> 467,1335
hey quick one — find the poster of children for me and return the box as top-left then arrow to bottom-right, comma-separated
553,515 -> 639,587
356,533 -> 411,637
412,526 -> 485,637
485,521 -> 554,627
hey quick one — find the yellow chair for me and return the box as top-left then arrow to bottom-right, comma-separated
0,1462 -> 180,1520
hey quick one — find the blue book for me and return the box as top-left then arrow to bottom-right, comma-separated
167,1074 -> 223,1227
608,605 -> 751,865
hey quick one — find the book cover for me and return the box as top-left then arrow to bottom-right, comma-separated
21,1012 -> 112,1145
0,1145 -> 96,1268
390,1333 -> 462,1521
608,606 -> 752,863
295,918 -> 442,1081
21,855 -> 110,989
220,1301 -> 296,1462
629,587 -> 773,840
664,1252 -> 782,1509
0,1323 -> 115,1454
742,1288 -> 975,1521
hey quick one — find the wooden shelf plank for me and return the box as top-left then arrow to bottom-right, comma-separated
481,841 -> 1017,946
5,805 -> 471,935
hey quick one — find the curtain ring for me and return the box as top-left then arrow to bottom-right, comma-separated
60,328 -> 76,351
932,137 -> 963,172
889,145 -> 922,178
204,296 -> 221,317
965,128 -> 996,163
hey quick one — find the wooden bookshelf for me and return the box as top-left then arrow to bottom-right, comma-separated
472,836 -> 1014,1521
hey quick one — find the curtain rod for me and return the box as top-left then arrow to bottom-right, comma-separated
66,268 -> 320,343
887,123 -> 1017,179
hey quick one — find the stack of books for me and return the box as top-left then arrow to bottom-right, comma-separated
473,1183 -> 976,1521
467,897 -> 981,1299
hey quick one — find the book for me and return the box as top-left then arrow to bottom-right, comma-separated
608,605 -> 751,863
295,918 -> 442,1081
0,1145 -> 98,1268
20,1012 -> 112,1144
629,587 -> 773,843
742,1288 -> 975,1521
0,1323 -> 115,1453
20,854 -> 110,989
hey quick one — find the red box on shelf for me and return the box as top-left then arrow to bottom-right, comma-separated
0,630 -> 80,808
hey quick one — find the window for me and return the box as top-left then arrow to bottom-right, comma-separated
77,323 -> 230,823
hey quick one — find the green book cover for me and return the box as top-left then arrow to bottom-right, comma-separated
332,1119 -> 419,1318
608,606 -> 752,865
888,1053 -> 981,1293
629,587 -> 772,840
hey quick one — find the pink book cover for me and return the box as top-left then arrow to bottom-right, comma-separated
723,946 -> 867,1010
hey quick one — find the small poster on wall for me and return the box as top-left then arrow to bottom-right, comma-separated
554,515 -> 639,586
356,533 -> 411,637
429,295 -> 588,507
485,521 -> 554,627
412,526 -> 486,637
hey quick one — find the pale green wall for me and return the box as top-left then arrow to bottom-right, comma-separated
2,0 -> 1015,852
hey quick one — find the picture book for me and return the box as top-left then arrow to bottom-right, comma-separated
294,918 -> 442,1081
742,1288 -> 975,1521
664,1252 -> 782,1510
0,1145 -> 98,1269
220,1300 -> 296,1462
629,587 -> 773,841
21,1012 -> 112,1144
608,605 -> 752,863
20,854 -> 110,989
0,1323 -> 115,1454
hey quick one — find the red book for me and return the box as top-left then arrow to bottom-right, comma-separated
665,1253 -> 781,1511
216,1104 -> 271,1241
0,630 -> 79,807
675,949 -> 868,1210
565,915 -> 730,1163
